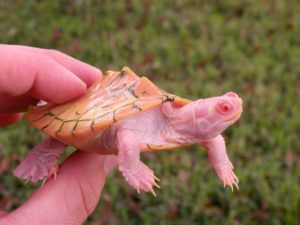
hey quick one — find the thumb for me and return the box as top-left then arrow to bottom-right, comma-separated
104,155 -> 118,175
0,151 -> 117,225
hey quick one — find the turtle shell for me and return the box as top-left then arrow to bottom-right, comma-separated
27,67 -> 191,144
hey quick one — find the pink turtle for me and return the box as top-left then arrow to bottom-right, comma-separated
14,67 -> 243,195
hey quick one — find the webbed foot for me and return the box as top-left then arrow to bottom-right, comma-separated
14,157 -> 59,183
120,162 -> 160,196
217,162 -> 239,191
202,135 -> 239,191
13,138 -> 66,183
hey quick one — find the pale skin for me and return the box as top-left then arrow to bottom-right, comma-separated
0,44 -> 117,225
14,76 -> 243,195
112,92 -> 242,193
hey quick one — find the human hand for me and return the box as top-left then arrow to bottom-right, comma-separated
0,44 -> 101,124
0,152 -> 116,225
0,44 -> 117,224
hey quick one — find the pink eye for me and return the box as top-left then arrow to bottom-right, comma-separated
217,101 -> 233,114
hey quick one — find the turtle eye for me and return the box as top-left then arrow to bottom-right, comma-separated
217,100 -> 233,114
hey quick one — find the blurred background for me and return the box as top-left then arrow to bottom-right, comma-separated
0,0 -> 299,224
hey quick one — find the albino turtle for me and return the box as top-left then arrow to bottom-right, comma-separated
14,67 -> 243,195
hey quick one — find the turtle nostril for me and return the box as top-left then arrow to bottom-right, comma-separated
225,92 -> 238,98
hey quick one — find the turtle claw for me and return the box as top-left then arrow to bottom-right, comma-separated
153,181 -> 161,189
24,176 -> 32,185
221,168 -> 239,191
41,177 -> 47,186
150,187 -> 157,197
53,170 -> 58,180
234,182 -> 239,191
121,162 -> 160,196
13,138 -> 66,184
14,156 -> 59,184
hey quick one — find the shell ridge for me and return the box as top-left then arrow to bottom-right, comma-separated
28,67 -> 191,139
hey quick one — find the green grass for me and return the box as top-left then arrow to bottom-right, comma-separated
0,0 -> 300,224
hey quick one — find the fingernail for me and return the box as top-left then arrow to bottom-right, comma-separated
92,67 -> 103,77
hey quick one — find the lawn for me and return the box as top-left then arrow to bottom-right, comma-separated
0,0 -> 300,224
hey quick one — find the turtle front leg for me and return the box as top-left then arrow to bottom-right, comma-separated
200,135 -> 239,191
117,129 -> 160,195
13,138 -> 67,183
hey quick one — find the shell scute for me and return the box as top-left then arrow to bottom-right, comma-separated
27,67 -> 190,140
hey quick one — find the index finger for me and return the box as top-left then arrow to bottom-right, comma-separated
8,45 -> 102,87
0,45 -> 101,104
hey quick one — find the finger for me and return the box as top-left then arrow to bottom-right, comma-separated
0,95 -> 37,113
43,49 -> 102,87
104,155 -> 118,175
0,113 -> 22,127
29,57 -> 87,104
0,151 -> 117,225
0,45 -> 87,104
0,211 -> 7,218
0,44 -> 102,87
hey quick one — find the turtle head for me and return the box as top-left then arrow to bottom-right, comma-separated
191,92 -> 243,140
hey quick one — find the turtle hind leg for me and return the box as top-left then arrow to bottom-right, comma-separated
117,129 -> 160,196
13,138 -> 67,183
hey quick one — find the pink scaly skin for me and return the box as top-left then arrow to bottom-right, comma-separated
14,92 -> 242,195
200,136 -> 239,191
109,91 -> 242,194
13,138 -> 66,183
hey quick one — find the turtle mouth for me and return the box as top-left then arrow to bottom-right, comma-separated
223,108 -> 243,122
